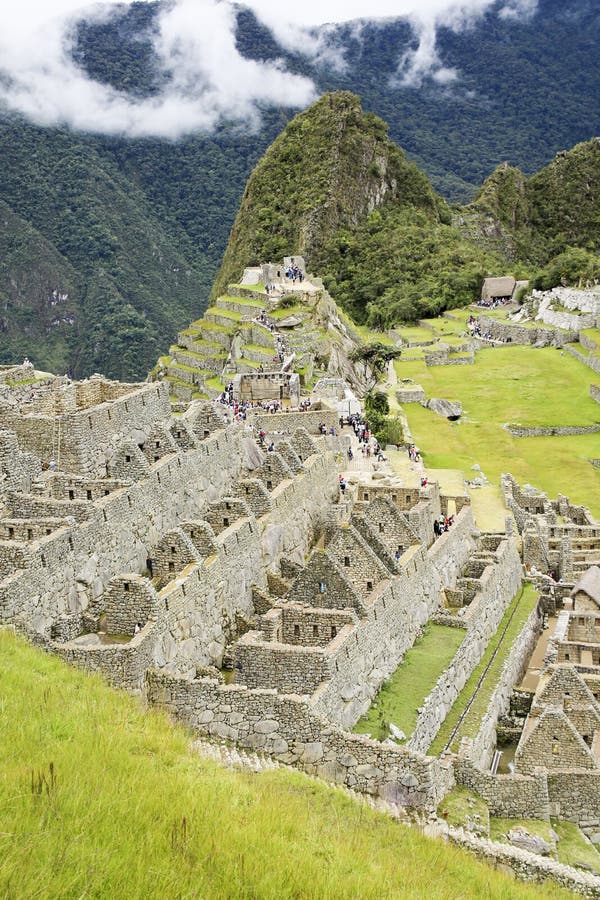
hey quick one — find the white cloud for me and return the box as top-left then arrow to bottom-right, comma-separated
0,0 -> 538,137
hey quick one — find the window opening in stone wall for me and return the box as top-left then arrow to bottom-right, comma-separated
86,490 -> 92,500
331,626 -> 337,638
267,481 -> 273,490
171,546 -> 176,554
68,490 -> 74,500
344,556 -> 350,567
27,529 -> 32,540
378,523 -> 384,533
319,581 -> 326,594
366,581 -> 373,591
8,527 -> 14,538
313,625 -> 319,638
124,582 -> 130,591
294,624 -> 300,637
125,455 -> 131,463
168,561 -> 175,572
223,517 -> 229,527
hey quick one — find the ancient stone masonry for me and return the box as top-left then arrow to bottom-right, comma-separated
476,315 -> 576,347
408,535 -> 524,754
1,375 -> 171,477
7,352 -> 600,892
502,474 -> 600,580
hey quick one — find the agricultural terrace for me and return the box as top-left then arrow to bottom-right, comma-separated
393,342 -> 600,516
354,625 -> 465,742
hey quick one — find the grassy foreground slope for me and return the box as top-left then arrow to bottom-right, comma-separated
0,631 -> 569,899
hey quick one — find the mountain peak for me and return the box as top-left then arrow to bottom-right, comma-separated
212,91 -> 446,297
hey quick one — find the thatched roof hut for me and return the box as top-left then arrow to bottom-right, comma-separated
571,566 -> 600,609
481,276 -> 516,301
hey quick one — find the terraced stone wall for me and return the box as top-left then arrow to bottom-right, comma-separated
408,540 -> 524,754
146,670 -> 455,811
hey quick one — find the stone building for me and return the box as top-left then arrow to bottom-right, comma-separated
571,566 -> 600,611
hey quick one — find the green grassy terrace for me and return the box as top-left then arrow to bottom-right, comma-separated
430,585 -> 540,755
0,631 -> 571,899
581,327 -> 600,349
354,625 -> 465,742
394,344 -> 600,515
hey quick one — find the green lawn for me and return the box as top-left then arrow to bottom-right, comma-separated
437,786 -> 490,831
581,327 -> 600,349
552,820 -> 600,873
394,345 -> 600,515
430,585 -> 540,755
490,818 -> 557,847
0,631 -> 570,900
354,625 -> 466,742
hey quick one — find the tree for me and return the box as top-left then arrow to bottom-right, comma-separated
350,342 -> 401,389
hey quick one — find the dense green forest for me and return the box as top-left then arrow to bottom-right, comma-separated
0,0 -> 598,377
215,95 -> 600,327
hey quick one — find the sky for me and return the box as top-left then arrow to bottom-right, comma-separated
0,0 -> 538,138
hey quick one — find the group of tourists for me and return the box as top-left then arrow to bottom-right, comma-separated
433,514 -> 455,538
253,311 -> 289,366
467,316 -> 492,340
318,423 -> 336,436
407,444 -> 421,463
218,387 -> 284,421
477,296 -> 510,309
284,263 -> 304,284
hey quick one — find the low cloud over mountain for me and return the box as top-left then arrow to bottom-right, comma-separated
0,0 -> 538,137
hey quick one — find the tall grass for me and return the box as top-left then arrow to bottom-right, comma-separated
0,631 -> 569,899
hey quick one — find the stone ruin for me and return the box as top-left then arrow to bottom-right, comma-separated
2,365 -> 600,892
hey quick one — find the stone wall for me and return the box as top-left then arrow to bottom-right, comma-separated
547,772 -> 600,832
246,409 -> 338,435
565,344 -> 600,375
454,757 -> 550,819
506,423 -> 600,438
4,381 -> 172,476
478,316 -> 576,347
408,540 -> 524,754
469,600 -> 543,769
0,427 -> 250,636
310,507 -> 479,728
446,826 -> 600,897
146,670 -> 454,810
